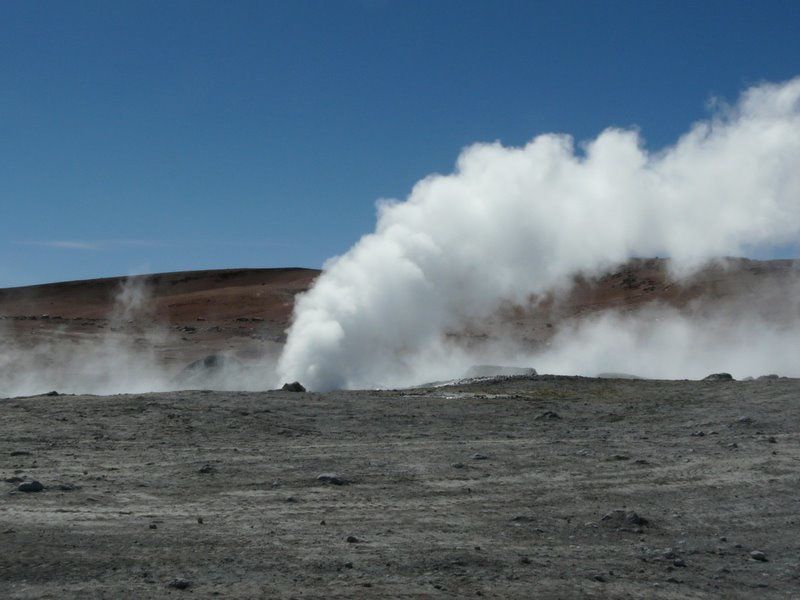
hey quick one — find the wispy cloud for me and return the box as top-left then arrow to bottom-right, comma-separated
12,240 -> 163,251
15,240 -> 101,250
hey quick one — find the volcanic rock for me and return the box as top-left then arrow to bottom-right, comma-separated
282,381 -> 306,392
317,473 -> 349,485
18,480 -> 44,493
703,373 -> 734,381
600,510 -> 649,530
167,578 -> 192,589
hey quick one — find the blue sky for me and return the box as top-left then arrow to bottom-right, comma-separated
2,0 -> 799,287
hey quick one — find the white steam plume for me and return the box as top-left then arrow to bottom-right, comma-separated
278,77 -> 800,390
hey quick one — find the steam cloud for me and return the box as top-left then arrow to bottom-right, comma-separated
0,278 -> 277,397
278,78 -> 800,390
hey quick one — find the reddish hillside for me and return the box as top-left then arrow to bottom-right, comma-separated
1,258 -> 798,368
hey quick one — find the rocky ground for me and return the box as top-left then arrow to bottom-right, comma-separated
2,376 -> 798,598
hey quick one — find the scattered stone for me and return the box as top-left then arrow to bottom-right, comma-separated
471,453 -> 489,460
167,578 -> 192,590
703,373 -> 734,381
9,451 -> 31,457
673,558 -> 686,567
519,556 -> 531,565
690,431 -> 705,437
281,381 -> 306,392
197,517 -> 204,524
750,550 -> 768,562
736,416 -> 754,425
535,410 -> 562,420
58,483 -> 79,491
452,462 -> 465,469
149,523 -> 158,530
601,510 -> 649,531
346,535 -> 361,543
198,464 -> 215,474
663,548 -> 677,559
317,473 -> 349,485
511,515 -> 536,523
592,574 -> 607,582
18,480 -> 44,493
767,436 -> 777,443
610,454 -> 630,461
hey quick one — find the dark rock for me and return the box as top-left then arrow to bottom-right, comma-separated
58,483 -> 79,491
282,381 -> 306,392
452,462 -> 465,469
44,391 -> 59,396
535,410 -> 562,420
167,578 -> 192,589
9,451 -> 31,457
673,558 -> 686,567
471,453 -> 489,460
601,510 -> 649,530
317,473 -> 349,485
18,480 -> 44,493
703,373 -> 734,381
198,464 -> 215,474
346,535 -> 361,543
4,476 -> 23,483
750,550 -> 768,562
767,436 -> 777,443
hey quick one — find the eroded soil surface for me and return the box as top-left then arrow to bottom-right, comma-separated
1,377 -> 799,598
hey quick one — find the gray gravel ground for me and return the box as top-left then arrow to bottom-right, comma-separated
1,376 -> 799,598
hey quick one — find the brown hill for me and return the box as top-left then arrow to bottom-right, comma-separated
1,258 -> 798,369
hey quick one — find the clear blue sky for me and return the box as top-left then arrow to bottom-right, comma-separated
2,0 -> 799,287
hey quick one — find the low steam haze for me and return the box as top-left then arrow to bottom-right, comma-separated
3,78 -> 800,396
278,78 -> 800,390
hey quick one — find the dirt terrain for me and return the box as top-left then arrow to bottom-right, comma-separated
1,258 -> 798,373
2,376 -> 798,598
0,268 -> 319,370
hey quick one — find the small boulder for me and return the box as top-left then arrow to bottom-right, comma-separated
167,578 -> 192,590
317,473 -> 349,485
703,373 -> 734,381
750,550 -> 768,562
18,480 -> 44,493
601,509 -> 649,530
281,381 -> 306,392
535,410 -> 562,420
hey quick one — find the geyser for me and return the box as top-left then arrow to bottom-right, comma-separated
278,77 -> 800,391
